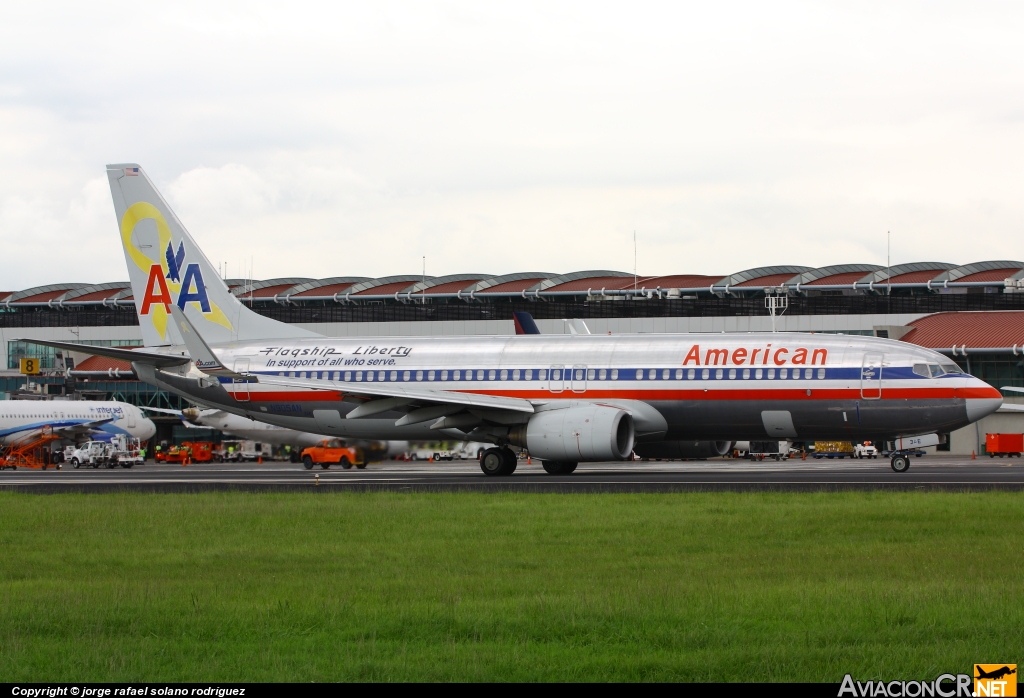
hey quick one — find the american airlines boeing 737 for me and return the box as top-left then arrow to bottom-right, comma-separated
24,164 -> 1003,475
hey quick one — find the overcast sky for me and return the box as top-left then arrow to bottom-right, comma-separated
1,2 -> 1022,289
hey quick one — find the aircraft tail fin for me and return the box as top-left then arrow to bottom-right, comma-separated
106,163 -> 320,347
512,311 -> 541,335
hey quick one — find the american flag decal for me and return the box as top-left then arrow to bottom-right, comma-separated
124,167 -> 139,176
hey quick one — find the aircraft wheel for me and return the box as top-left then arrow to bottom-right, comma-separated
480,448 -> 510,476
542,460 -> 577,475
339,456 -> 352,469
500,447 -> 518,475
302,455 -> 314,470
890,455 -> 910,473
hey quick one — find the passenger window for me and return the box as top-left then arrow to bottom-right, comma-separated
662,369 -> 670,380
610,369 -> 617,380
636,369 -> 644,380
687,368 -> 695,380
912,364 -> 929,377
513,369 -> 520,380
587,369 -> 595,380
416,371 -> 423,381
728,369 -> 736,379
767,368 -> 775,379
715,369 -> 724,379
345,371 -> 352,381
649,369 -> 657,380
675,369 -> 682,380
780,368 -> 787,379
379,371 -> 386,381
365,371 -> 373,381
701,368 -> 709,380
742,369 -> 750,380
453,370 -> 461,380
501,370 -> 509,381
600,369 -> 607,380
755,368 -> 762,379
804,368 -> 812,379
527,369 -> 535,380
428,370 -> 435,381
537,369 -> 546,380
477,370 -> 484,380
817,368 -> 825,379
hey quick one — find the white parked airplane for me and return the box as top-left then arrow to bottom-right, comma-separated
25,164 -> 1004,475
0,400 -> 156,445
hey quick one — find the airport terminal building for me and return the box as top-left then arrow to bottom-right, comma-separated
2,260 -> 1023,453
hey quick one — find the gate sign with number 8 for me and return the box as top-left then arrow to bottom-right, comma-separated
19,358 -> 40,375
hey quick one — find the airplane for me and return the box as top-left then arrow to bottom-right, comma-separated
0,400 -> 156,445
22,163 -> 1004,476
975,666 -> 1016,681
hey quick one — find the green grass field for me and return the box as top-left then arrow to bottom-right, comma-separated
0,490 -> 1021,682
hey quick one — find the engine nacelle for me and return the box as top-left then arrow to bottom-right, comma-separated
634,440 -> 734,460
510,406 -> 635,462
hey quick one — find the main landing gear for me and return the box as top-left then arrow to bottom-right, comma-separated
480,447 -> 517,476
541,460 -> 578,475
890,454 -> 910,473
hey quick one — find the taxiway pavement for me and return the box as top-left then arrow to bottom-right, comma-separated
2,455 -> 1022,492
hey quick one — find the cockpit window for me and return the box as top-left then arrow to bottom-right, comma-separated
912,364 -> 929,378
940,362 -> 960,375
928,364 -> 945,377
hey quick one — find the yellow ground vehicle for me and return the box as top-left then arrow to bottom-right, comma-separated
300,439 -> 363,470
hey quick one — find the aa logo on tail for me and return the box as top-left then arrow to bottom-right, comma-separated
121,201 -> 232,340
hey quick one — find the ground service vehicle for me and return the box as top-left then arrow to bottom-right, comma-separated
66,441 -> 115,468
748,440 -> 790,461
986,433 -> 1023,458
301,439 -> 362,470
33,164 -> 1004,478
854,441 -> 879,459
812,441 -> 855,459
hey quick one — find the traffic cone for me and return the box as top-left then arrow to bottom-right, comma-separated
527,456 -> 532,464
801,451 -> 807,461
257,456 -> 262,463
971,450 -> 976,460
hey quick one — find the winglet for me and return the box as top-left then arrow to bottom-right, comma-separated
169,304 -> 236,376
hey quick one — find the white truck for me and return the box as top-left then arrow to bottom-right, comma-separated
65,436 -> 142,469
65,441 -> 114,469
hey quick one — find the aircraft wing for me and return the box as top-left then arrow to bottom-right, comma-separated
998,403 -> 1024,412
256,375 -> 536,418
1002,386 -> 1024,393
139,406 -> 183,415
51,417 -> 114,437
13,339 -> 191,368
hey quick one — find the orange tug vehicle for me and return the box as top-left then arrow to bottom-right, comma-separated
301,439 -> 364,470
155,441 -> 215,465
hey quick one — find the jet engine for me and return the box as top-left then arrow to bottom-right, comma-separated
633,440 -> 734,460
509,405 -> 635,462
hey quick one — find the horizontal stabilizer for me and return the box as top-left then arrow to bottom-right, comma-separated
13,339 -> 190,368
